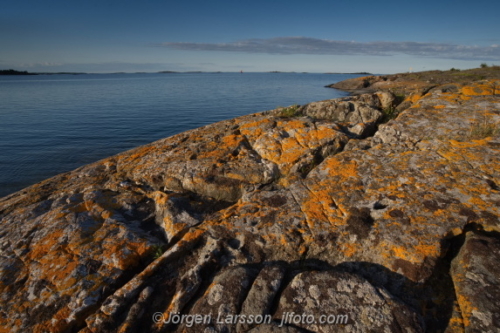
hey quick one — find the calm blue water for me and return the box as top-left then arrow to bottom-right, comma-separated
0,72 -> 360,198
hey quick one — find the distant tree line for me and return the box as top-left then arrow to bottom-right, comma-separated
0,69 -> 37,75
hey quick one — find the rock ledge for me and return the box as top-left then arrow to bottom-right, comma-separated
1,69 -> 500,332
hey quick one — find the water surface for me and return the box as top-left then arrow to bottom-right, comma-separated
0,72 -> 362,197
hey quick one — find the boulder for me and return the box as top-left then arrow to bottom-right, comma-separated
451,231 -> 500,332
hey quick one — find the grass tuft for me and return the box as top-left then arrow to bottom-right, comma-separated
280,104 -> 301,117
469,118 -> 499,139
380,106 -> 400,123
151,244 -> 165,260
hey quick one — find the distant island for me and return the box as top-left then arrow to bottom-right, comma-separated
0,69 -> 37,75
1,69 -> 374,76
324,71 -> 372,75
158,71 -> 205,74
0,69 -> 87,76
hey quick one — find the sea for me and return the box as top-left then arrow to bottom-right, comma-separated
0,72 -> 365,198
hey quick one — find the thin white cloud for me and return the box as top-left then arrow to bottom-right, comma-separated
20,62 -> 64,68
158,37 -> 500,61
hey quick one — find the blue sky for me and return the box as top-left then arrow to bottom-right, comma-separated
1,0 -> 500,73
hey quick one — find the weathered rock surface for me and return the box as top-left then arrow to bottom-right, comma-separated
1,70 -> 500,332
450,230 -> 500,332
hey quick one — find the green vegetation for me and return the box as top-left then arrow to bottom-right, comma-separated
469,118 -> 499,139
380,106 -> 400,123
151,244 -> 165,260
491,81 -> 498,95
480,63 -> 489,68
395,93 -> 406,104
280,104 -> 301,117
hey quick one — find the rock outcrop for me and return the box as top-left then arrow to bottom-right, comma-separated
1,70 -> 499,332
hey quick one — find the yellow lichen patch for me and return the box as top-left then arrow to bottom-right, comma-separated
448,138 -> 491,148
239,118 -> 274,138
323,157 -> 358,179
252,122 -> 343,177
221,133 -> 244,147
301,233 -> 314,244
34,305 -> 73,333
414,244 -> 440,258
277,118 -> 307,129
312,126 -> 342,142
441,91 -> 471,102
456,293 -> 477,327
446,308 -> 465,331
301,188 -> 344,229
447,228 -> 463,238
279,234 -> 288,246
389,245 -> 412,261
162,215 -> 189,238
341,243 -> 359,257
432,209 -> 448,218
178,228 -> 205,245
437,148 -> 466,163
377,183 -> 407,199
191,142 -> 224,160
380,239 -> 440,264
409,93 -> 424,102
26,229 -> 65,261
280,137 -> 307,162
36,251 -> 80,290
261,232 -> 280,245
69,202 -> 87,213
120,145 -> 157,164
461,80 -> 500,96
150,190 -> 168,205
433,105 -> 446,109
465,196 -> 491,212
101,210 -> 113,219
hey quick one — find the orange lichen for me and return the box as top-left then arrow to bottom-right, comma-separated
323,157 -> 358,179
34,306 -> 73,333
447,314 -> 465,331
179,228 -> 205,244
405,93 -> 424,104
449,139 -> 490,148
414,244 -> 440,258
456,293 -> 477,327
380,239 -> 440,264
26,229 -> 64,261
101,210 -> 113,219
341,243 -> 359,257
301,189 -> 344,228
391,245 -> 411,260
239,118 -> 274,138
461,80 -> 499,96
121,146 -> 157,163
222,134 -> 244,147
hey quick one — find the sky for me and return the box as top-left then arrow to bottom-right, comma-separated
1,0 -> 500,74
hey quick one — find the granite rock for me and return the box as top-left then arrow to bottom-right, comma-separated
1,72 -> 500,332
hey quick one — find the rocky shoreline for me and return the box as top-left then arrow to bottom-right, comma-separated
1,68 -> 499,332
